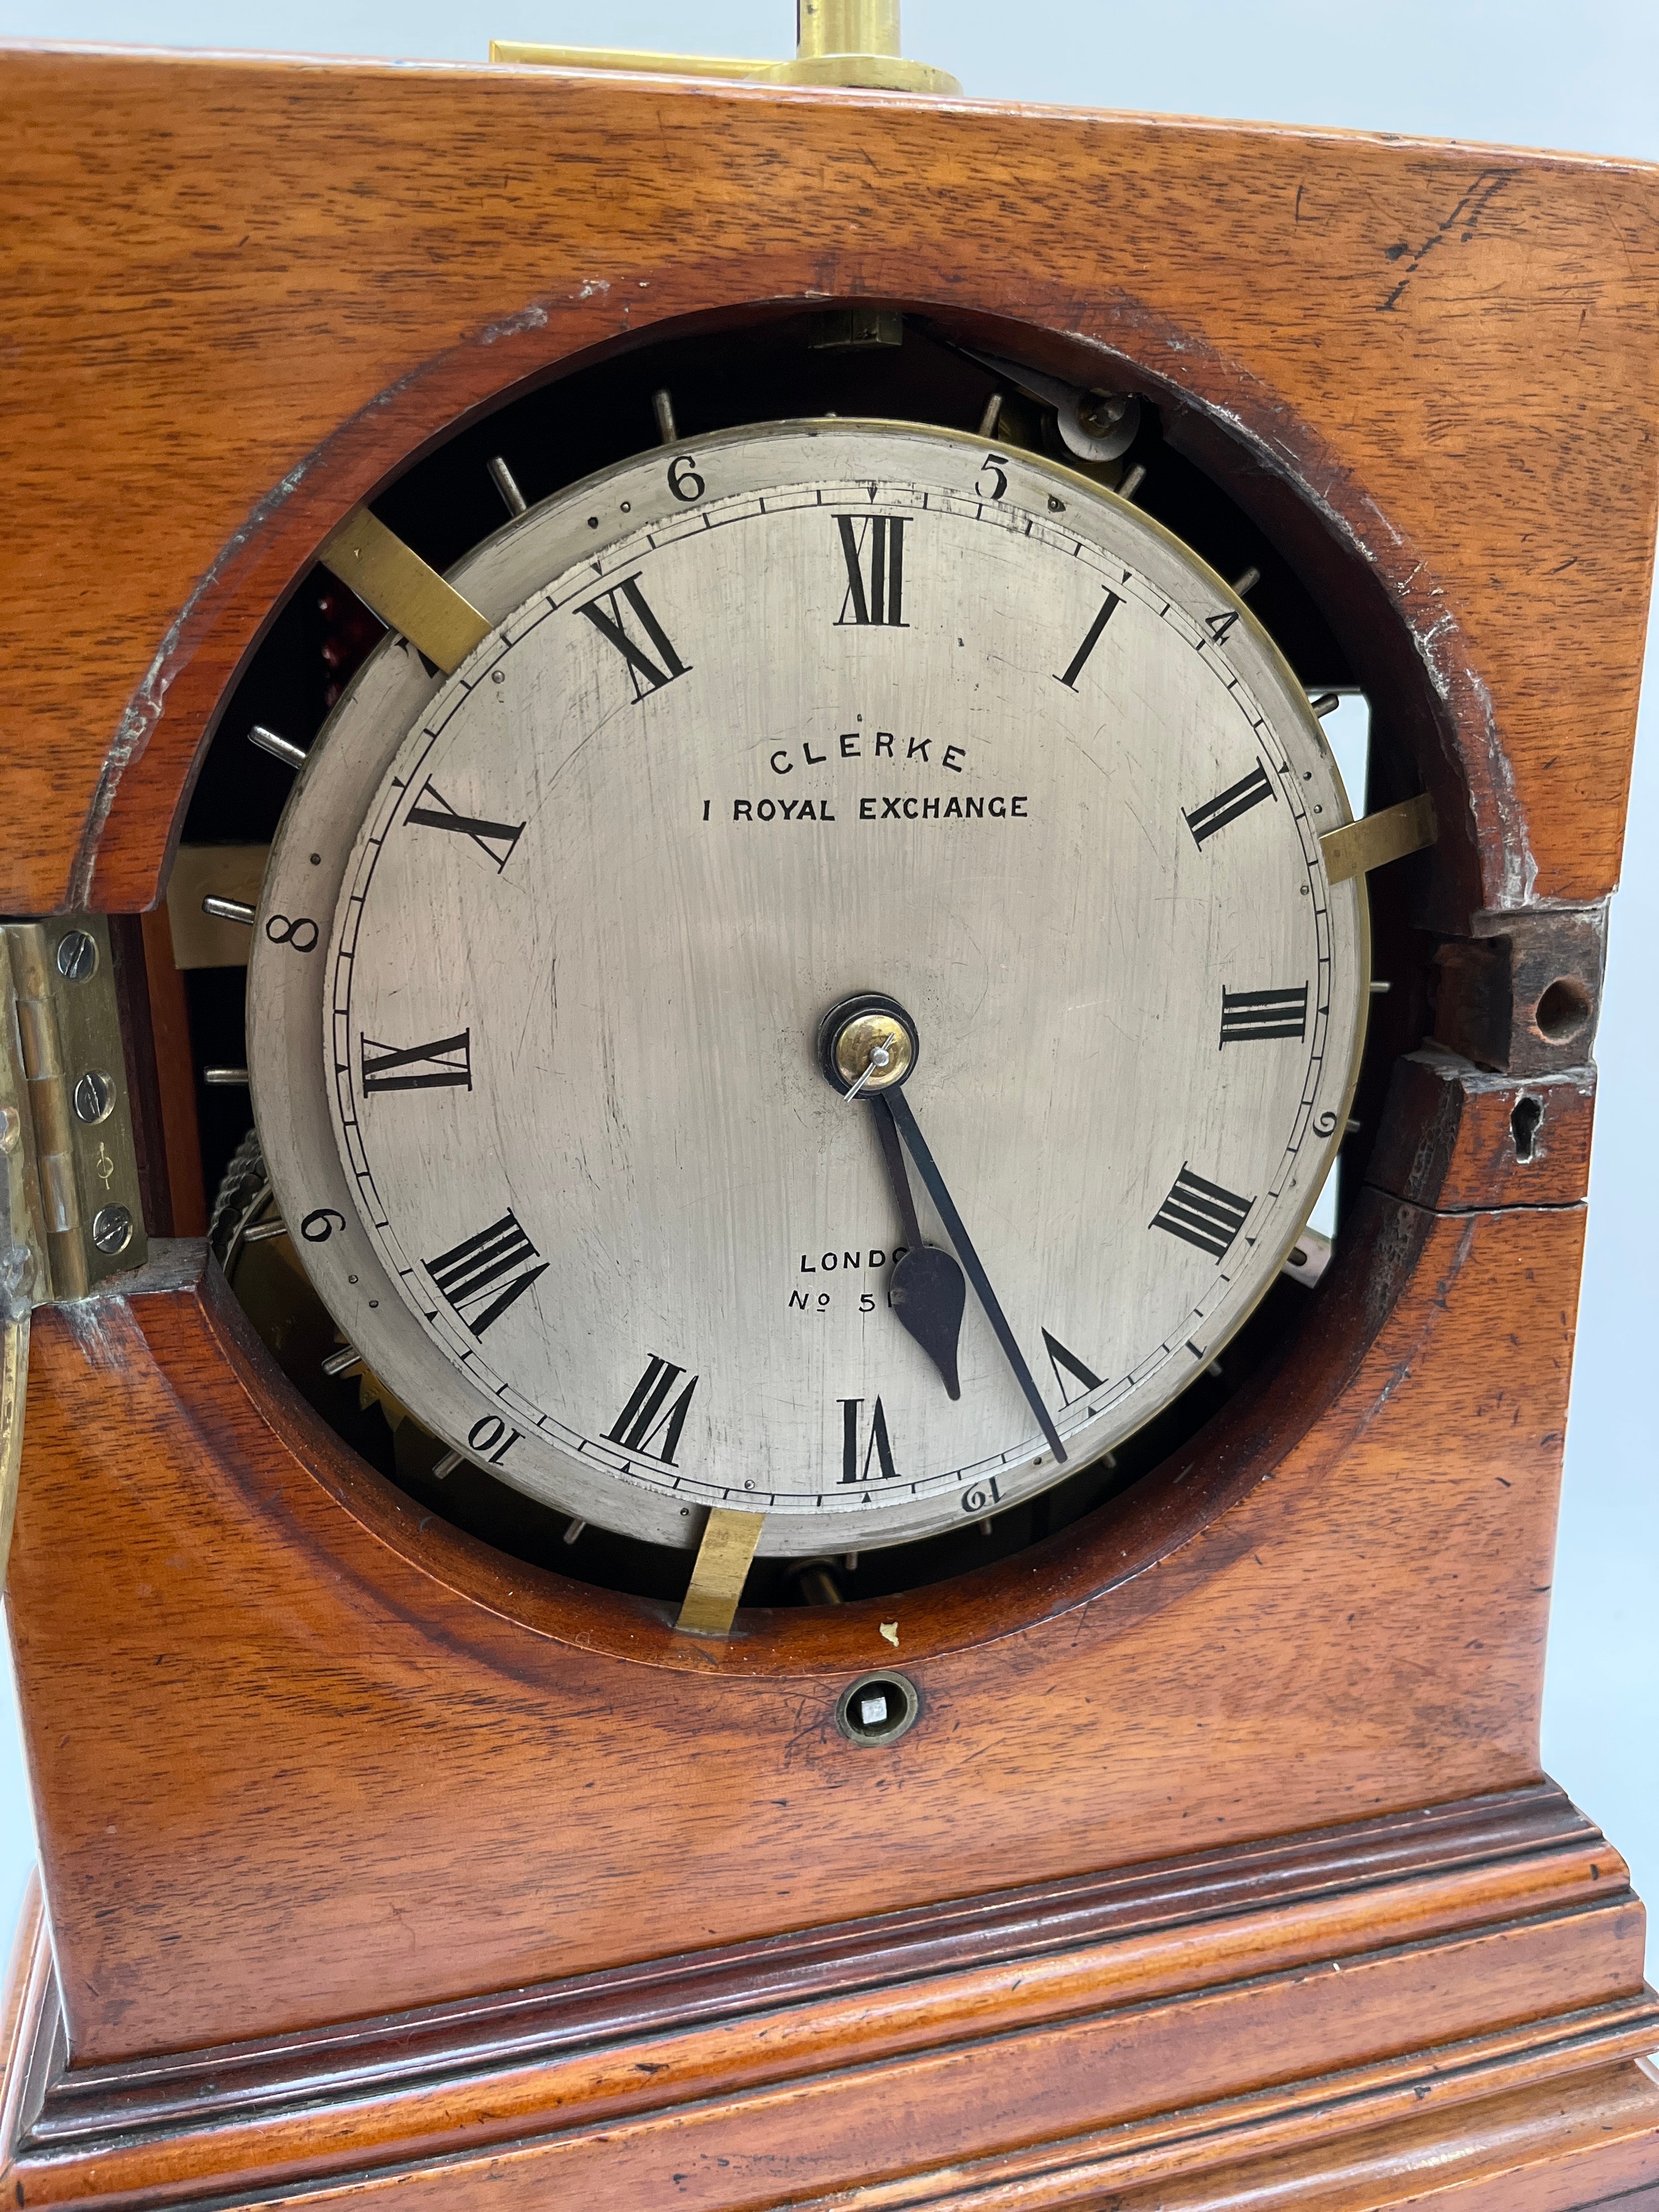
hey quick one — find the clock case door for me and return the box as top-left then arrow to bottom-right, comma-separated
2,44 -> 1658,2212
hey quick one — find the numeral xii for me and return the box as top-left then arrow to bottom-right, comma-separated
835,516 -> 906,627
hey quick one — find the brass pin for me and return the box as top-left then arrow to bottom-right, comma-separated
204,1067 -> 249,1086
432,1449 -> 463,1479
321,1345 -> 362,1378
977,392 -> 1004,438
1232,565 -> 1261,597
652,389 -> 678,445
1119,463 -> 1147,502
1311,692 -> 1341,719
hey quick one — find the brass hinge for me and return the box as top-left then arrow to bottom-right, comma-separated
0,916 -> 148,1580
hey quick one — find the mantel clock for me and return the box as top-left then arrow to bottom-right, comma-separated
1,5 -> 1657,2207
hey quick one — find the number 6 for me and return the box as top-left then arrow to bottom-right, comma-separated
668,454 -> 705,502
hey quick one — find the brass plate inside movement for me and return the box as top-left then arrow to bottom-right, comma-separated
676,1508 -> 767,1636
167,846 -> 271,968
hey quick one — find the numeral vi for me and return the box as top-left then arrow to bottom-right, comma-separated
840,1396 -> 899,1483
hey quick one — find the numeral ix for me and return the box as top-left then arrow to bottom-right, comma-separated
426,1211 -> 547,1336
1151,1167 -> 1253,1261
835,516 -> 907,627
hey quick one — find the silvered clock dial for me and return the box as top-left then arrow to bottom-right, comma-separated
248,421 -> 1367,1554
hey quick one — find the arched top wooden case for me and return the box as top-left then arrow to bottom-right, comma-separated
3,42 -> 1658,2212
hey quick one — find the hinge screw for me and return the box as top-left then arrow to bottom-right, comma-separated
54,930 -> 98,983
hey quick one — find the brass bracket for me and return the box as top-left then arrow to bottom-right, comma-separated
1319,792 -> 1439,887
676,1508 -> 767,1637
493,0 -> 960,98
319,510 -> 492,677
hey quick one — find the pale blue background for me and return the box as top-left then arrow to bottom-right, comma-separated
0,0 -> 1652,1927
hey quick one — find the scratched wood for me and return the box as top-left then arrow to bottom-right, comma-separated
0,47 -> 1656,917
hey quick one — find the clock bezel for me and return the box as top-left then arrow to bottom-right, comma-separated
245,415 -> 1370,1556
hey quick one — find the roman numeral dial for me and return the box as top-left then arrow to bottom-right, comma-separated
286,422 -> 1369,1562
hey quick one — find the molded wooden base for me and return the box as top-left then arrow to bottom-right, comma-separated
3,1785 -> 1656,2212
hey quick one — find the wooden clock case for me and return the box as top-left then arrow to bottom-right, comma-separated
2,40 -> 1659,2212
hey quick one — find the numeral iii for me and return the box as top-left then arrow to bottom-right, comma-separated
1150,1167 -> 1253,1261
1218,986 -> 1308,1046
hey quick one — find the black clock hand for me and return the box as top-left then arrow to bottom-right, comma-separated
884,1086 -> 1068,1465
869,1096 -> 966,1400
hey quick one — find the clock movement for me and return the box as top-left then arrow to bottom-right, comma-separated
1,4 -> 1658,2206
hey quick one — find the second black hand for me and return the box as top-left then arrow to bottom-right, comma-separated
884,1087 -> 1068,1465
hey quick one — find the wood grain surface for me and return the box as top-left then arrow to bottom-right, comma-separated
0,46 -> 1656,919
2,1785 -> 1656,2211
6,1173 -> 1588,2066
